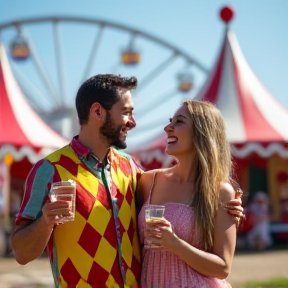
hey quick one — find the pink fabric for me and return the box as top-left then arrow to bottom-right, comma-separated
138,202 -> 232,288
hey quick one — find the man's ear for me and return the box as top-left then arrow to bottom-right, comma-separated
90,102 -> 103,120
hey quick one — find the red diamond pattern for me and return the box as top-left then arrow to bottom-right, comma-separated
103,218 -> 117,248
78,223 -> 102,257
131,256 -> 141,282
57,154 -> 78,176
110,253 -> 123,286
125,185 -> 133,206
114,185 -> 124,207
60,258 -> 81,286
76,183 -> 96,220
118,156 -> 131,177
97,182 -> 112,208
127,218 -> 134,242
87,260 -> 111,287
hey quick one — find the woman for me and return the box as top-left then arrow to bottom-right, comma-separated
137,100 -> 238,288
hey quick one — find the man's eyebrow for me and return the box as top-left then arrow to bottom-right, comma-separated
122,106 -> 134,111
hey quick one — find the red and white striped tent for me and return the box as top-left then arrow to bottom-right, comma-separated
131,10 -> 288,220
132,26 -> 288,169
0,42 -> 68,165
0,42 -> 69,254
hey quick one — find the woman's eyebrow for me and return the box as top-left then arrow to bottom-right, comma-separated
175,114 -> 188,119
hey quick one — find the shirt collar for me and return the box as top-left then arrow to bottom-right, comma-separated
70,136 -> 111,168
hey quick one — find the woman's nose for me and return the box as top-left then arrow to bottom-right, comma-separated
164,123 -> 173,132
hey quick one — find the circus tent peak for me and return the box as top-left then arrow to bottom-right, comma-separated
0,42 -> 68,163
195,28 -> 288,145
131,27 -> 288,165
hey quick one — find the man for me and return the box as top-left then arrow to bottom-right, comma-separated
12,74 -> 243,288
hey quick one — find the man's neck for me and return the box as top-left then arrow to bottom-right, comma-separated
78,128 -> 110,162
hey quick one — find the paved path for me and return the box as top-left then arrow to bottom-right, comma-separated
0,249 -> 288,288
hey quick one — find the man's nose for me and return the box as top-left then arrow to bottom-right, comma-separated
127,115 -> 136,129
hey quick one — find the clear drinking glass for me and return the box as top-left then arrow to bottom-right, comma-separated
49,180 -> 76,223
145,204 -> 165,248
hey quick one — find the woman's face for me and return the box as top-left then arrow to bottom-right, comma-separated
164,104 -> 194,157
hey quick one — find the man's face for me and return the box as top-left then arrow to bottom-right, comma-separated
100,90 -> 136,149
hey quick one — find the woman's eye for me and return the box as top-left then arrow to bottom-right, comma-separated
177,119 -> 184,123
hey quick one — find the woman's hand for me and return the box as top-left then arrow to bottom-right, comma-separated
144,218 -> 177,249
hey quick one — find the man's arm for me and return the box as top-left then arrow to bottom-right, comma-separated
12,200 -> 70,264
12,217 -> 53,264
11,159 -> 69,264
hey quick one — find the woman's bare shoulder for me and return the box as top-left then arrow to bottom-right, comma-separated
138,169 -> 168,194
141,168 -> 168,179
219,182 -> 236,205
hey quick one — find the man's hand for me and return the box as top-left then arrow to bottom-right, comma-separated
42,201 -> 70,228
225,189 -> 244,227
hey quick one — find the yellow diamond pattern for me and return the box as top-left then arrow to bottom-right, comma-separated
88,199 -> 112,236
106,275 -> 120,288
121,231 -> 133,267
56,164 -> 74,180
77,166 -> 99,198
118,198 -> 131,230
54,211 -> 95,280
95,237 -> 117,272
111,168 -> 129,195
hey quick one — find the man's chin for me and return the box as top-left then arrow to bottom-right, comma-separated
112,140 -> 127,150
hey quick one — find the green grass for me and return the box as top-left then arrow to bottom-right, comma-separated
239,277 -> 288,288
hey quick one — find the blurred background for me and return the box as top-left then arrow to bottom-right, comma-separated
0,1 -> 288,286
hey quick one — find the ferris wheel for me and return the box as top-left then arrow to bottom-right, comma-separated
0,16 -> 208,149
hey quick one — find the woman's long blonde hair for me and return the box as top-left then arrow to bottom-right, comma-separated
184,100 -> 234,251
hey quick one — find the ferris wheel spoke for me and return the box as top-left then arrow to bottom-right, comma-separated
18,25 -> 61,108
136,88 -> 178,120
11,62 -> 53,112
81,23 -> 105,82
53,20 -> 67,107
21,86 -> 48,116
135,53 -> 178,95
0,16 -> 208,140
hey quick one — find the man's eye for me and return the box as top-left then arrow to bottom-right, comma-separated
122,115 -> 129,120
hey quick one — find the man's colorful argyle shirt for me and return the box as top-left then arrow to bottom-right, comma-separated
16,137 -> 143,287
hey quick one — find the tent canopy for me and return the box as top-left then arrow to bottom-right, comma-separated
0,42 -> 68,163
132,27 -> 288,165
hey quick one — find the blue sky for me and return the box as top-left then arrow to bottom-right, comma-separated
0,0 -> 287,151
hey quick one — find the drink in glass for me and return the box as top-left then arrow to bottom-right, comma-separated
49,180 -> 76,222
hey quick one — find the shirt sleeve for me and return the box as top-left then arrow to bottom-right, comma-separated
15,159 -> 55,225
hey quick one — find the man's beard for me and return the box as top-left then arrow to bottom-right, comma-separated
100,111 -> 127,149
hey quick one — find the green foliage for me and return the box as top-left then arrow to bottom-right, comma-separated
239,277 -> 288,288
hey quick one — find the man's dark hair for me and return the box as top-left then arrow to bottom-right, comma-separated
76,74 -> 137,125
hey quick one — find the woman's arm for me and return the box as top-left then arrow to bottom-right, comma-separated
151,182 -> 236,279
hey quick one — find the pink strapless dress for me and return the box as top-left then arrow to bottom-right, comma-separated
138,202 -> 232,288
